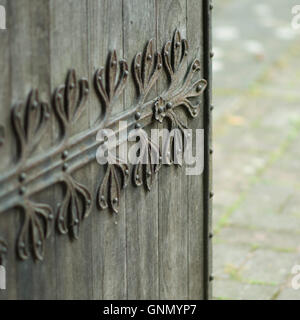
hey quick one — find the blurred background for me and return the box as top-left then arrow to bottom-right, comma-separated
212,0 -> 300,299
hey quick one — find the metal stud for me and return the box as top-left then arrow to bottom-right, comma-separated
175,41 -> 180,48
135,112 -> 141,120
62,150 -> 69,159
166,102 -> 173,110
19,187 -> 26,195
158,63 -> 162,69
135,123 -> 141,129
196,84 -> 202,92
158,106 -> 165,113
209,275 -> 214,281
210,192 -> 214,199
113,198 -> 118,204
147,54 -> 152,60
62,163 -> 68,171
210,51 -> 214,58
19,172 -> 27,182
32,101 -> 39,109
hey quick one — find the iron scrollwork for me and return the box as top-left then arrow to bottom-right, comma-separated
0,29 -> 207,262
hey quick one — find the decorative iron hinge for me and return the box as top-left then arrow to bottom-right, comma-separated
0,29 -> 207,262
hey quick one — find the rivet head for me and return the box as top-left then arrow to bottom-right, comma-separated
74,219 -> 79,225
19,172 -> 27,182
136,175 -> 140,180
45,112 -> 50,119
166,102 -> 173,110
62,150 -> 69,159
210,192 -> 214,198
158,106 -> 165,113
48,214 -> 54,221
147,54 -> 152,60
87,200 -> 91,206
125,169 -> 129,175
69,83 -> 75,89
165,51 -> 169,56
59,216 -> 64,222
175,41 -> 181,48
32,101 -> 39,109
210,105 -> 214,111
100,195 -> 105,201
210,51 -> 214,58
57,94 -> 63,100
84,88 -> 89,94
98,76 -> 102,81
135,112 -> 141,120
158,63 -> 162,69
111,61 -> 117,67
196,84 -> 202,92
124,70 -> 129,76
113,198 -> 118,204
19,242 -> 25,248
209,275 -> 214,281
19,186 -> 26,195
136,63 -> 141,68
62,163 -> 68,171
135,123 -> 141,129
147,171 -> 152,177
37,240 -> 42,247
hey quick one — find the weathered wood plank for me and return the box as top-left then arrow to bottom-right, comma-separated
123,0 -> 159,299
6,0 -> 55,300
187,0 -> 205,300
88,0 -> 127,300
50,0 -> 92,299
0,0 -> 17,301
156,0 -> 189,299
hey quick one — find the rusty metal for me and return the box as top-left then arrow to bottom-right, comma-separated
0,29 -> 207,262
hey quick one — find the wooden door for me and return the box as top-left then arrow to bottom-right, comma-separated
0,0 -> 212,300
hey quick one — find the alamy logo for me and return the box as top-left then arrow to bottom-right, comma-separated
291,265 -> 300,290
0,5 -> 6,30
0,265 -> 5,290
291,5 -> 300,30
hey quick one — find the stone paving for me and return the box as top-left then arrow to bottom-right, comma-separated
212,0 -> 300,300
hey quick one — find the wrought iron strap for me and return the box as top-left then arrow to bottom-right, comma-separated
0,30 -> 207,261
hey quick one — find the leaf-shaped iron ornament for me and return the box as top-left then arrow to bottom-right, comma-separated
0,29 -> 208,262
57,175 -> 92,240
94,51 -> 128,125
53,69 -> 89,137
12,90 -> 50,162
133,39 -> 162,103
98,160 -> 129,214
17,200 -> 53,261
132,130 -> 161,191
